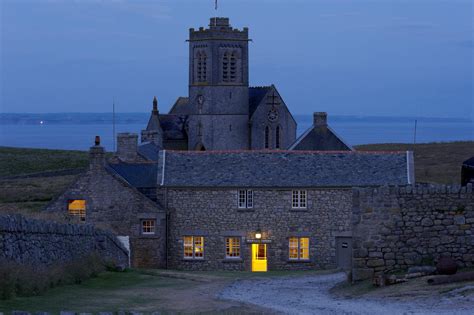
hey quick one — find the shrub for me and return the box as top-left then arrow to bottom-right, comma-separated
0,253 -> 108,300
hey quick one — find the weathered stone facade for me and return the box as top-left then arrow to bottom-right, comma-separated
46,145 -> 166,268
164,188 -> 353,271
352,184 -> 474,281
0,215 -> 128,267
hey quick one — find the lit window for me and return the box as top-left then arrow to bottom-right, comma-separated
238,190 -> 253,209
68,200 -> 86,221
226,237 -> 241,258
289,237 -> 310,260
184,236 -> 204,259
141,220 -> 156,235
292,190 -> 307,209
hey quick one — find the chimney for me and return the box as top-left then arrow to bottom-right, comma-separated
117,133 -> 138,161
89,136 -> 105,170
313,112 -> 328,127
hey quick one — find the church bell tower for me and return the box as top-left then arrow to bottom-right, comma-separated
187,17 -> 250,150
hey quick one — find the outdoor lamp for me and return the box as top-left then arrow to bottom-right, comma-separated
255,229 -> 262,240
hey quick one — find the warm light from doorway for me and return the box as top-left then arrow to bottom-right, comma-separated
255,229 -> 262,239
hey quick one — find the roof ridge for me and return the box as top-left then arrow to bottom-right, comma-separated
164,150 -> 408,155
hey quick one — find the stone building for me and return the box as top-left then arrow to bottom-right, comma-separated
139,17 -> 349,152
46,17 -> 418,272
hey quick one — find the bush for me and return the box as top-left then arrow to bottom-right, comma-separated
0,253 -> 107,300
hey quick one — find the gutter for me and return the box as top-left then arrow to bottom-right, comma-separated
160,150 -> 166,186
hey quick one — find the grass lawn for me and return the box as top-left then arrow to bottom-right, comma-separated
355,141 -> 474,184
0,269 -> 331,313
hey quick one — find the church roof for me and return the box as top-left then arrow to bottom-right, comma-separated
249,86 -> 271,117
157,150 -> 414,188
159,115 -> 188,140
169,97 -> 189,115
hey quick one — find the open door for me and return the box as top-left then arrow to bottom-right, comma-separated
252,243 -> 267,272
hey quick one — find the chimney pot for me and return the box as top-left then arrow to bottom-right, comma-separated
89,136 -> 105,170
95,135 -> 100,146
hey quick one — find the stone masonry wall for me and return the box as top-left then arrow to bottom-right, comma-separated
352,184 -> 474,281
0,215 -> 128,266
165,188 -> 352,271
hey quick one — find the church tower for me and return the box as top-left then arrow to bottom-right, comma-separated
187,17 -> 250,150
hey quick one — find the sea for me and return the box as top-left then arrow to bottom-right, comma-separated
0,113 -> 472,151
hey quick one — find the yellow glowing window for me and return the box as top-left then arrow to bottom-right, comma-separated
226,237 -> 241,258
142,220 -> 155,235
289,237 -> 310,260
184,236 -> 204,259
292,190 -> 307,209
68,200 -> 86,221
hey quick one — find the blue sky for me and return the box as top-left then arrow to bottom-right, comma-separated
1,0 -> 472,118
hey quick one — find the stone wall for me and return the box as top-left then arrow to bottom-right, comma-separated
352,184 -> 474,281
165,188 -> 352,271
0,215 -> 128,266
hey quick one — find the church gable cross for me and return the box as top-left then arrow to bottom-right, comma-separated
266,91 -> 280,107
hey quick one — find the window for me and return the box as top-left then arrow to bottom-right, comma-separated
184,236 -> 204,259
222,52 -> 229,82
238,190 -> 253,209
226,237 -> 241,258
264,126 -> 270,149
196,51 -> 207,82
289,237 -> 310,260
292,190 -> 307,209
223,51 -> 238,83
275,126 -> 281,149
141,220 -> 156,235
68,200 -> 86,221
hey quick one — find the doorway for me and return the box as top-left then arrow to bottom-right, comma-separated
336,237 -> 352,270
251,243 -> 267,272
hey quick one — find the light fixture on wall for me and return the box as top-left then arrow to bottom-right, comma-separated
255,229 -> 262,240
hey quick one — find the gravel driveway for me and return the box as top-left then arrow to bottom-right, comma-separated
219,272 -> 474,315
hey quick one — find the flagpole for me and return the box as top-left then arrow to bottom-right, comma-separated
113,97 -> 116,152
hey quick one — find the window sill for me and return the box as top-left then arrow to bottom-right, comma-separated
182,258 -> 206,262
290,208 -> 309,212
222,258 -> 243,263
138,234 -> 159,239
237,208 -> 255,212
287,259 -> 311,263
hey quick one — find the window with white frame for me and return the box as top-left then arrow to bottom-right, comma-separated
238,190 -> 253,209
141,219 -> 156,235
184,236 -> 204,259
292,190 -> 307,209
289,237 -> 310,260
225,237 -> 241,258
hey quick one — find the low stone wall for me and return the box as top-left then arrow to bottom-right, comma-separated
352,184 -> 474,281
0,215 -> 129,267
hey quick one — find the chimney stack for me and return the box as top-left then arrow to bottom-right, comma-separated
313,112 -> 328,127
89,136 -> 105,170
117,133 -> 138,161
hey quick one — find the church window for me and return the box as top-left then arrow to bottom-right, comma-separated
141,219 -> 156,235
68,200 -> 86,221
289,237 -> 310,260
226,237 -> 241,258
230,52 -> 237,81
264,126 -> 270,149
222,51 -> 238,83
196,51 -> 207,82
292,190 -> 307,209
222,52 -> 230,82
238,190 -> 253,209
275,126 -> 281,149
184,236 -> 204,259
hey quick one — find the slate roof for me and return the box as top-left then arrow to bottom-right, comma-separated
169,97 -> 189,114
158,150 -> 413,188
138,142 -> 161,161
463,157 -> 474,169
289,125 -> 353,151
108,163 -> 158,188
249,86 -> 271,117
159,115 -> 188,140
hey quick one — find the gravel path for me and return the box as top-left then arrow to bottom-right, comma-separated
219,272 -> 474,315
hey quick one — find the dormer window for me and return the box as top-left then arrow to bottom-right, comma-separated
68,200 -> 86,221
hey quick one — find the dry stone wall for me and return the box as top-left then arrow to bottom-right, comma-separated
352,184 -> 474,281
0,215 -> 128,266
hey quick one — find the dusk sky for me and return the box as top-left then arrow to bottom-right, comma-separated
1,0 -> 472,118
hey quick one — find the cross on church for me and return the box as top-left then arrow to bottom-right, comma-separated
267,91 -> 280,106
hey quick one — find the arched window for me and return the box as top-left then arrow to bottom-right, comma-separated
196,51 -> 207,82
275,126 -> 281,149
264,126 -> 270,149
230,52 -> 237,82
222,52 -> 230,82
